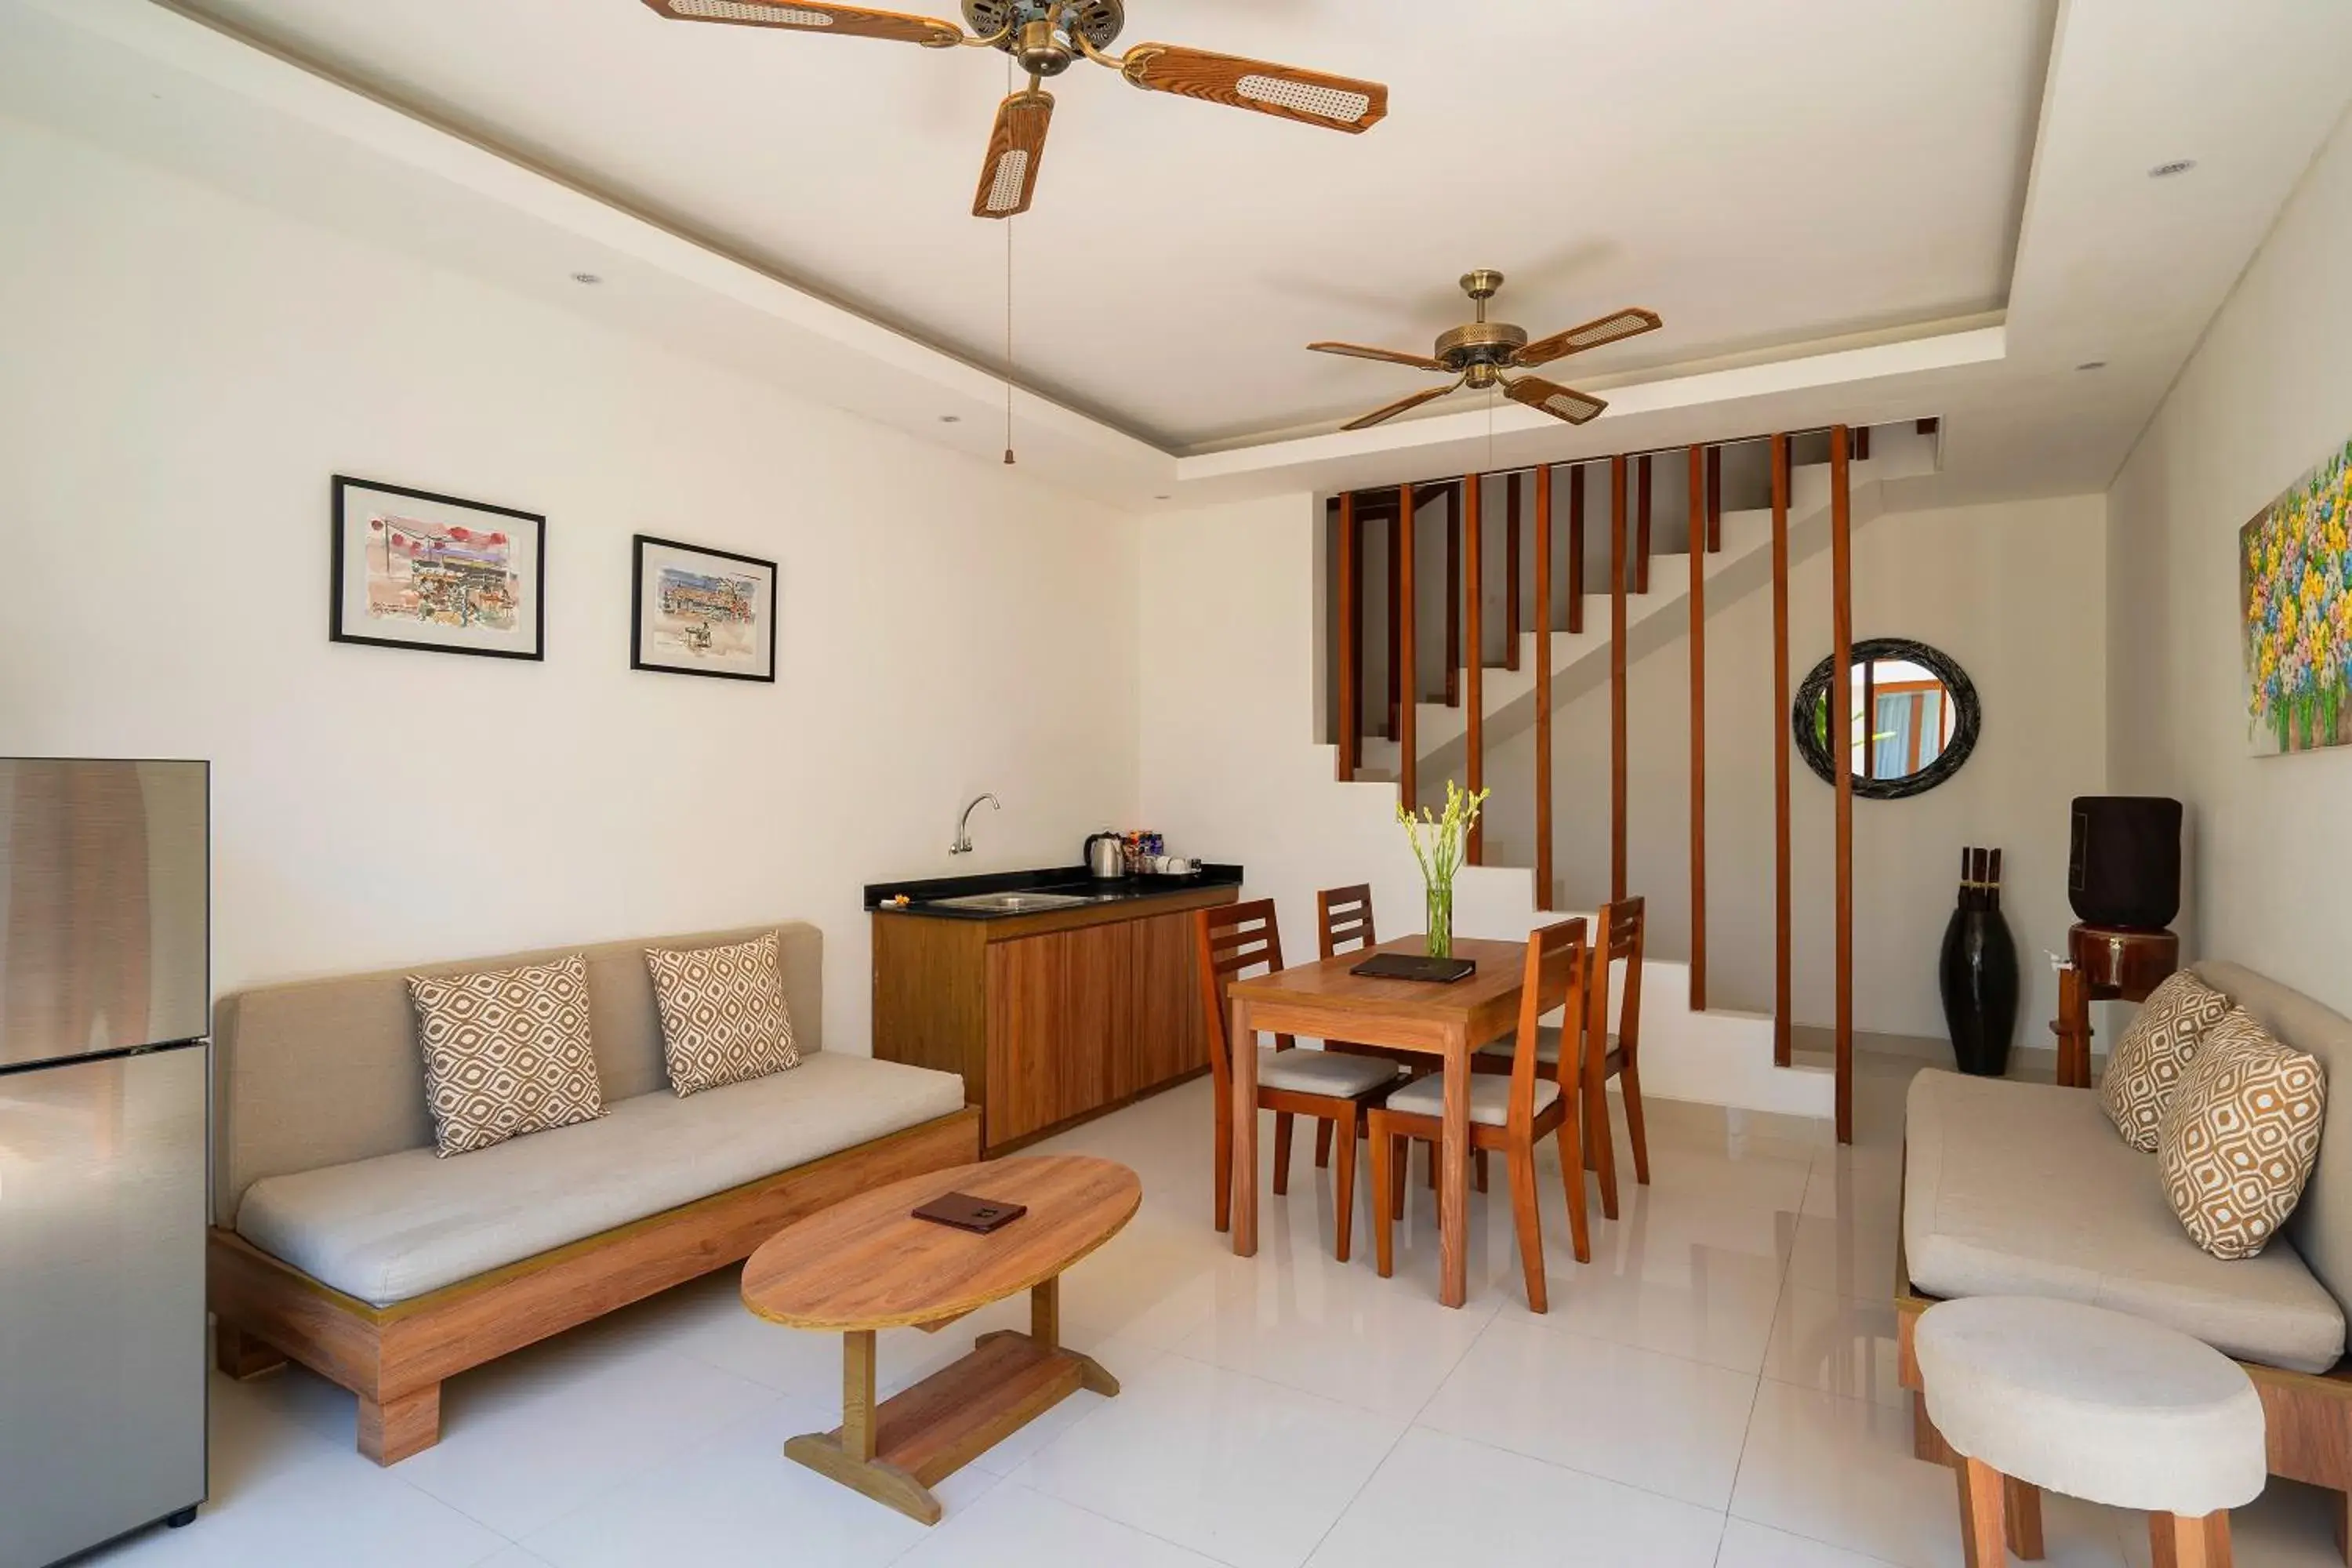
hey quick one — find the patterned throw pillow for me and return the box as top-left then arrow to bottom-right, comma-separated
2100,971 -> 2230,1150
645,932 -> 800,1097
2156,1009 -> 2326,1260
408,955 -> 606,1157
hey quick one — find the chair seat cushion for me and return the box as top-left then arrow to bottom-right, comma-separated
236,1053 -> 967,1307
1904,1069 -> 2346,1373
1258,1047 -> 1404,1098
1915,1295 -> 2266,1515
1381,1072 -> 1561,1127
1476,1025 -> 1616,1065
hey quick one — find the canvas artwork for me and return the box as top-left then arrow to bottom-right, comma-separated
2241,434 -> 2352,755
331,477 -> 546,660
630,535 -> 778,683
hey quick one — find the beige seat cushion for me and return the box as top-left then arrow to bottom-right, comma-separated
1904,1069 -> 2345,1373
2101,971 -> 2230,1151
645,932 -> 799,1096
2158,1010 -> 2326,1261
408,955 -> 606,1156
1258,1047 -> 1403,1098
1476,1024 -> 1616,1066
1915,1296 -> 2265,1516
235,1053 -> 965,1306
1381,1072 -> 1561,1127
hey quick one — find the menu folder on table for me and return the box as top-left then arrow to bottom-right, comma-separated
1348,953 -> 1476,984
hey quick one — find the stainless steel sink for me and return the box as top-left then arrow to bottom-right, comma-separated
928,891 -> 1093,913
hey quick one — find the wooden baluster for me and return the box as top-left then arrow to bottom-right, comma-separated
1535,466 -> 1555,912
1567,465 -> 1586,635
1400,481 -> 1418,813
1831,426 -> 1854,1145
1338,493 -> 1359,781
1611,455 -> 1628,903
1706,444 -> 1722,554
1506,472 -> 1523,671
1635,452 -> 1653,594
1688,445 -> 1708,1013
1444,484 -> 1461,708
1386,494 -> 1402,742
1465,472 -> 1484,863
1771,438 -> 1792,1067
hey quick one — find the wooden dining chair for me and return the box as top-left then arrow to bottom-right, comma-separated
1316,884 -> 1482,1192
1473,896 -> 1650,1220
1369,917 -> 1592,1305
1195,898 -> 1406,1263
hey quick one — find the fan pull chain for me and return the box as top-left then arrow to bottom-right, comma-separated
1002,56 -> 1018,466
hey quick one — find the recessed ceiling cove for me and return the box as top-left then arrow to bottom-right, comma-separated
174,0 -> 2056,450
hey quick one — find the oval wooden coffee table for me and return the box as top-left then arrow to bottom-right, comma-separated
741,1154 -> 1140,1526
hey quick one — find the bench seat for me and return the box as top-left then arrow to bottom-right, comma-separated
1904,1068 -> 2346,1374
238,1052 -> 966,1307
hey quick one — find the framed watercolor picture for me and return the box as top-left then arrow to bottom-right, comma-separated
331,476 -> 546,660
2240,434 -> 2352,755
630,535 -> 778,683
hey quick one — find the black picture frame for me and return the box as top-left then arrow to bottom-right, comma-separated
330,475 -> 546,661
629,534 -> 779,684
1791,636 -> 1981,800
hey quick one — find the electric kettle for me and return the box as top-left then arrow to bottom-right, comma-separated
1084,829 -> 1125,880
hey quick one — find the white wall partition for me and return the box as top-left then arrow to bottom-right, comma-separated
0,114 -> 1142,1047
2107,107 -> 2352,1015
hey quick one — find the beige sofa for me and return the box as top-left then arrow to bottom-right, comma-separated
208,921 -> 979,1464
1900,960 -> 2352,1545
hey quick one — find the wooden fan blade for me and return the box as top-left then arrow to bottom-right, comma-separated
1504,376 -> 1606,425
1514,307 -> 1663,368
1117,43 -> 1387,132
641,0 -> 964,46
1342,382 -> 1460,432
974,89 -> 1052,218
1307,341 -> 1447,372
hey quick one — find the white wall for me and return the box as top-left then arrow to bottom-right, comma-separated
1486,495 -> 2108,1041
1138,493 -> 1541,967
0,114 -> 1141,1047
2108,109 -> 2352,1014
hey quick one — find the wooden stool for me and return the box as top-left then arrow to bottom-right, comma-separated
1915,1296 -> 2263,1566
2052,924 -> 2180,1088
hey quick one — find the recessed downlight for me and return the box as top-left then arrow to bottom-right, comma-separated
2077,360 -> 2108,372
938,415 -> 962,424
2148,159 -> 2197,180
571,271 -> 603,285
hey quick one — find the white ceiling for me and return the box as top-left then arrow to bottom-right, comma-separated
165,0 -> 2055,452
4,0 -> 2351,510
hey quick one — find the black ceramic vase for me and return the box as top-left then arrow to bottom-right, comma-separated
1940,846 -> 2020,1076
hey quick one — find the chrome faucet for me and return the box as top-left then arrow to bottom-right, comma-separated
950,793 -> 1000,855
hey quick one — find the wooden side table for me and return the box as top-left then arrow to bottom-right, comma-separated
741,1155 -> 1138,1525
2051,924 -> 2180,1089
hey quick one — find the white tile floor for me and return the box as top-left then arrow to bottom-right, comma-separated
92,1052 -> 2347,1567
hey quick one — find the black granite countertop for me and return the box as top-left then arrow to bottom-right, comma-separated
863,862 -> 1243,920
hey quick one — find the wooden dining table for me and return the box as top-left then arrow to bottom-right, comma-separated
1224,934 -> 1534,1308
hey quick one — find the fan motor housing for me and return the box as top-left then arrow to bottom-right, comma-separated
967,0 -> 1123,67
1436,321 -> 1529,376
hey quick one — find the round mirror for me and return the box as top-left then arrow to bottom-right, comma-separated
1792,637 -> 1979,800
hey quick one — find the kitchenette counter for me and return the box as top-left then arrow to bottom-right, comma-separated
866,862 -> 1242,1151
863,863 -> 1242,924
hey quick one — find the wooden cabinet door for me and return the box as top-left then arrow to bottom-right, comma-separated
984,925 -> 1123,1146
1114,908 -> 1209,1100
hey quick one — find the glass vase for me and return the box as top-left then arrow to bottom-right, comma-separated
1425,880 -> 1454,959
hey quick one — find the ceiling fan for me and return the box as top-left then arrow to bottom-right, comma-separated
641,2 -> 1389,219
1311,270 -> 1663,431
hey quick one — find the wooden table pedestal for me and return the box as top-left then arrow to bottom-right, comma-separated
2052,924 -> 2180,1089
784,1276 -> 1117,1526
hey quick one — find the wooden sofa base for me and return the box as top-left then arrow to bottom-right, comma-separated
209,1105 -> 983,1465
1897,1286 -> 2352,1563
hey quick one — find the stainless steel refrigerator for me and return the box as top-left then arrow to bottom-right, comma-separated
0,759 -> 209,1567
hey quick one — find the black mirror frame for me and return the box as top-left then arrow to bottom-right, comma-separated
1791,637 -> 1980,800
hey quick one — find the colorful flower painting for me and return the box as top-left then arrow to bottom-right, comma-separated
2241,436 -> 2352,755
